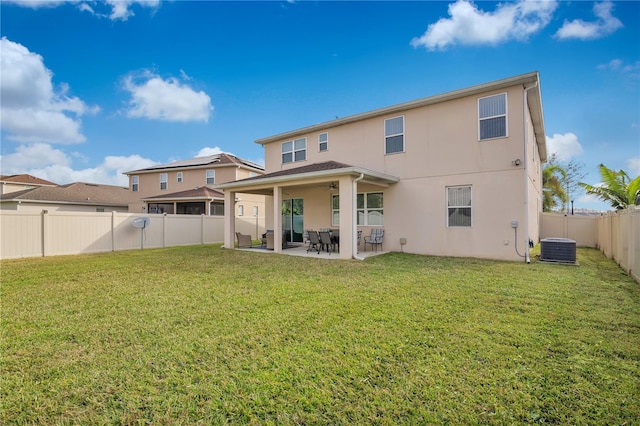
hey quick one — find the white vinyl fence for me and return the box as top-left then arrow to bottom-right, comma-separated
541,207 -> 640,283
0,211 -> 265,260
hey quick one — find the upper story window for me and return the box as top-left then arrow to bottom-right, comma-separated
237,205 -> 244,216
177,172 -> 183,183
132,176 -> 139,192
160,173 -> 168,190
447,186 -> 472,227
385,116 -> 404,154
282,138 -> 306,164
478,93 -> 507,140
206,170 -> 215,184
319,132 -> 328,152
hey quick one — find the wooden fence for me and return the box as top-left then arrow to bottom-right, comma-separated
0,211 -> 265,260
541,207 -> 640,283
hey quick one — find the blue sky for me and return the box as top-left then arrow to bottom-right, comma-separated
1,0 -> 638,211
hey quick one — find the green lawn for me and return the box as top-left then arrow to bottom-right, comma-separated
2,246 -> 639,425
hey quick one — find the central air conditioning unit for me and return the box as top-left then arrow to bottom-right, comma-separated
540,237 -> 577,264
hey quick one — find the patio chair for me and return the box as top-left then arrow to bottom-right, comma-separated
236,232 -> 252,248
319,231 -> 335,255
261,230 -> 273,248
306,230 -> 321,254
364,228 -> 384,252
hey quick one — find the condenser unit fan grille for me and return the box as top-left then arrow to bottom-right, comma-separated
540,238 -> 576,264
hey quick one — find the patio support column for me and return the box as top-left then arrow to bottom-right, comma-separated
273,185 -> 282,254
338,175 -> 354,260
224,190 -> 236,249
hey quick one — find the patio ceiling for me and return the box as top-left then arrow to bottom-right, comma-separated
214,161 -> 399,195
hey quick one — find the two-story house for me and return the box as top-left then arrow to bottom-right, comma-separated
124,153 -> 265,217
0,174 -> 57,195
216,72 -> 547,261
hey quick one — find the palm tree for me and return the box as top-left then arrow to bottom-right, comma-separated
542,164 -> 568,212
578,164 -> 640,210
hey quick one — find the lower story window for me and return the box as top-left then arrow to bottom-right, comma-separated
447,186 -> 472,227
211,203 -> 224,216
332,192 -> 384,226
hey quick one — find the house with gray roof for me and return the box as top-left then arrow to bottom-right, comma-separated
0,182 -> 129,212
0,174 -> 57,195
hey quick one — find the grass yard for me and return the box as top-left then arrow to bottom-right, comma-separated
1,246 -> 639,425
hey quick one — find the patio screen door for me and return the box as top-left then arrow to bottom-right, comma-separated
282,198 -> 304,243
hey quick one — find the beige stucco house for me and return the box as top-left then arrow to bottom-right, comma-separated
0,182 -> 129,212
216,72 -> 547,261
0,174 -> 57,195
124,153 -> 265,217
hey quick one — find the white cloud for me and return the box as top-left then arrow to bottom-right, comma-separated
0,37 -> 99,144
195,146 -> 225,157
555,1 -> 622,40
122,70 -> 213,123
0,143 -> 158,186
105,0 -> 160,21
411,0 -> 557,51
546,132 -> 584,162
627,157 -> 640,177
597,59 -> 640,81
4,0 -> 160,21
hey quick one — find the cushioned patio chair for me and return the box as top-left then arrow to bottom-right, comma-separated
364,228 -> 384,252
235,232 -> 252,248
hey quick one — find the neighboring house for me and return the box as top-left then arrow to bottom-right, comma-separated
124,153 -> 265,216
0,182 -> 129,212
0,174 -> 57,195
216,72 -> 547,261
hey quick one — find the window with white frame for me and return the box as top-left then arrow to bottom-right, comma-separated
160,173 -> 168,190
282,138 -> 306,163
385,116 -> 404,154
319,132 -> 328,152
253,206 -> 259,217
447,186 -> 472,227
206,170 -> 215,184
237,205 -> 244,216
332,192 -> 384,226
177,172 -> 183,183
331,194 -> 340,226
132,176 -> 139,192
358,192 -> 384,225
478,93 -> 507,140
211,203 -> 224,216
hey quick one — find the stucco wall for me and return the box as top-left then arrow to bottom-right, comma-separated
259,84 -> 542,261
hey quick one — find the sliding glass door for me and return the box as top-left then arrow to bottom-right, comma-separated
282,198 -> 304,243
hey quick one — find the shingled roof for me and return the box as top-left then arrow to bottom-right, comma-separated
0,182 -> 129,207
124,153 -> 264,174
237,161 -> 352,183
142,185 -> 224,201
0,174 -> 57,186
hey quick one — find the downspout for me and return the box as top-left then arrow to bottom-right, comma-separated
353,173 -> 365,260
523,82 -> 538,264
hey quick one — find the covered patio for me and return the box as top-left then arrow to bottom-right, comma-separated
236,243 -> 388,259
215,161 -> 399,260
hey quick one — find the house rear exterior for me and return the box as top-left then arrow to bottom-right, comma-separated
216,72 -> 547,261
